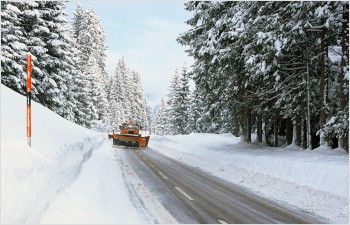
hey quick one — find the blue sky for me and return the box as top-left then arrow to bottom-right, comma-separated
65,1 -> 194,108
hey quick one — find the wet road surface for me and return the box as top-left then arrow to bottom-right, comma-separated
121,148 -> 326,224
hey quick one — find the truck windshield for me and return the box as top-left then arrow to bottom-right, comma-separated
122,125 -> 138,130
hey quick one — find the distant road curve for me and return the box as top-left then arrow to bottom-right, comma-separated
122,148 -> 327,224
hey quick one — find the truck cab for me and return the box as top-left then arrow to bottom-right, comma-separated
120,122 -> 140,135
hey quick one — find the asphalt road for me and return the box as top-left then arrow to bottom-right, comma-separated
122,148 -> 327,224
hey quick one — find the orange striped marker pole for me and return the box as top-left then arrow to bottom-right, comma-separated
27,54 -> 32,147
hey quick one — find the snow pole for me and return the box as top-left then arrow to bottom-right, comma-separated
26,54 -> 32,147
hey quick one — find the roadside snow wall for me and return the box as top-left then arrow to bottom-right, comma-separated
1,85 -> 104,223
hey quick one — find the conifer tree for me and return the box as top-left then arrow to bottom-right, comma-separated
1,2 -> 28,94
107,57 -> 150,131
174,66 -> 191,134
154,97 -> 170,135
72,5 -> 109,126
166,69 -> 181,135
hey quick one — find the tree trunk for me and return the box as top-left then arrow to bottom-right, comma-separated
294,113 -> 301,147
246,110 -> 252,143
300,50 -> 306,149
301,117 -> 306,149
274,115 -> 278,147
303,44 -> 312,149
339,3 -> 349,151
343,131 -> 349,152
306,57 -> 312,150
257,115 -> 263,142
233,120 -> 240,137
293,49 -> 302,148
293,120 -> 297,145
319,18 -> 328,146
286,117 -> 293,145
300,93 -> 306,149
264,117 -> 270,146
239,124 -> 245,142
240,111 -> 246,142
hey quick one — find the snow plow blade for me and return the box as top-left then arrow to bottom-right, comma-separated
108,133 -> 150,148
108,122 -> 150,148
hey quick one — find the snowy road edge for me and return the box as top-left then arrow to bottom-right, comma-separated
118,150 -> 178,224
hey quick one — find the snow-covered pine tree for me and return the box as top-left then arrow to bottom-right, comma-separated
337,2 -> 349,150
44,1 -> 83,122
72,4 -> 85,41
150,105 -> 159,133
178,1 -> 248,135
83,55 -> 99,126
1,2 -> 28,94
2,1 -> 60,111
320,2 -> 349,151
72,5 -> 109,126
71,4 -> 86,73
107,74 -> 121,131
154,97 -> 169,135
113,57 -> 128,123
155,67 -> 191,135
123,68 -> 134,122
279,2 -> 343,149
84,7 -> 107,78
131,70 -> 149,129
188,86 -> 203,133
57,32 -> 82,123
165,68 -> 181,135
129,70 -> 139,121
146,104 -> 152,132
107,57 -> 150,131
173,66 -> 191,134
66,24 -> 93,127
107,72 -> 123,131
22,2 -> 58,111
19,1 -> 82,121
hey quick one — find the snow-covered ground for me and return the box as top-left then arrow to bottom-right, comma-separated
1,85 -> 349,223
150,134 -> 349,223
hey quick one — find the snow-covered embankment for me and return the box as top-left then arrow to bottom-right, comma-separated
1,85 -> 103,223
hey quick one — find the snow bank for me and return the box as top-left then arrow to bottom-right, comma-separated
1,85 -> 103,223
39,140 -> 143,224
150,133 -> 349,223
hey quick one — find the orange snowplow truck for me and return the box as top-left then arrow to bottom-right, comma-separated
108,122 -> 150,148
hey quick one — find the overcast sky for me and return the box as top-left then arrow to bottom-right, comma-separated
66,0 -> 194,109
